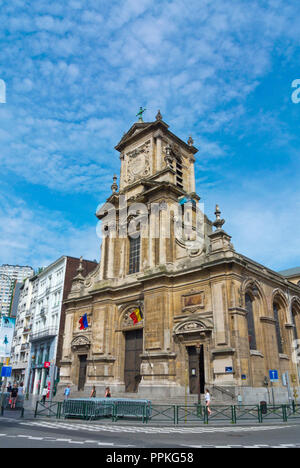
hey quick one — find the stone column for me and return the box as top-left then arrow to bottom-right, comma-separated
159,207 -> 167,265
62,312 -> 74,359
154,131 -> 163,172
189,158 -> 196,193
99,235 -> 108,280
119,237 -> 126,278
106,235 -> 115,279
211,281 -> 228,346
148,210 -> 156,268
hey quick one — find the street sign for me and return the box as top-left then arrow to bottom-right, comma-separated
269,369 -> 279,382
1,366 -> 12,378
44,362 -> 51,369
225,367 -> 233,373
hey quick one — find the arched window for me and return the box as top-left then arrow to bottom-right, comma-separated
245,293 -> 256,350
128,235 -> 140,274
273,302 -> 283,354
292,308 -> 298,341
291,301 -> 300,342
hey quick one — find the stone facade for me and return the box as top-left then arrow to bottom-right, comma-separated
59,114 -> 300,404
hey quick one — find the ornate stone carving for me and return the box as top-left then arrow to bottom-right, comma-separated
173,317 -> 213,339
120,304 -> 144,329
71,335 -> 90,351
125,140 -> 151,184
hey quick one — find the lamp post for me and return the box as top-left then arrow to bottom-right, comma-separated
195,343 -> 202,407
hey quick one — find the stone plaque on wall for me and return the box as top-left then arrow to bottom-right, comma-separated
182,291 -> 204,309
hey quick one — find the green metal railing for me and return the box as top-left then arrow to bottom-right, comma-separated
176,405 -> 204,424
260,405 -> 287,423
33,400 -> 300,425
146,405 -> 177,424
34,401 -> 63,419
285,402 -> 300,421
235,405 -> 261,423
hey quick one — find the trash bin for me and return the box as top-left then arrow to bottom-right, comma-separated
260,401 -> 267,414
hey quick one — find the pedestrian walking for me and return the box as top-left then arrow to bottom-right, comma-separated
10,384 -> 18,409
41,387 -> 48,404
18,382 -> 24,396
7,382 -> 12,393
105,387 -> 111,398
205,389 -> 212,416
64,384 -> 71,400
90,386 -> 97,398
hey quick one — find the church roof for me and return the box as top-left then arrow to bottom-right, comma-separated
115,118 -> 198,155
278,267 -> 300,278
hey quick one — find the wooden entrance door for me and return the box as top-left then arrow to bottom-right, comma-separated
124,329 -> 143,393
187,345 -> 205,395
78,355 -> 87,391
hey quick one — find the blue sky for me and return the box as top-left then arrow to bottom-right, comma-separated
0,0 -> 300,271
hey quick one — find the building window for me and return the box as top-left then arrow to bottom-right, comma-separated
292,309 -> 298,341
176,159 -> 183,189
273,303 -> 283,354
128,235 -> 140,274
245,293 -> 257,350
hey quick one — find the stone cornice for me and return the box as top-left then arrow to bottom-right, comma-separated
115,119 -> 198,155
260,316 -> 276,324
211,347 -> 235,355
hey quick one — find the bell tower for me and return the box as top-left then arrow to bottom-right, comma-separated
116,110 -> 198,197
95,111 -> 213,283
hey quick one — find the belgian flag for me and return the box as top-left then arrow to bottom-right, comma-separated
130,307 -> 143,325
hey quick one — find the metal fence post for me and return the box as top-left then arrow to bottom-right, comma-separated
282,405 -> 288,422
204,406 -> 208,424
34,401 -> 39,418
231,405 -> 237,424
258,405 -> 262,423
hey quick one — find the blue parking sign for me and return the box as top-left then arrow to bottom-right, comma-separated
1,366 -> 12,378
269,369 -> 279,382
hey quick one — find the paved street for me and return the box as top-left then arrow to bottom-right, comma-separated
0,413 -> 300,448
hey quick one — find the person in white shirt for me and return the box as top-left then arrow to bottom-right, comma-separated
41,387 -> 48,404
205,389 -> 212,416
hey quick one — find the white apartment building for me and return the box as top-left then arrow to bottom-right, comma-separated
0,264 -> 34,316
28,257 -> 66,396
10,276 -> 36,387
8,256 -> 96,396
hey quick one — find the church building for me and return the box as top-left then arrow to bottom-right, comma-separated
59,111 -> 300,403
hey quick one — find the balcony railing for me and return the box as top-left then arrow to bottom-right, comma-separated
21,343 -> 30,351
29,326 -> 57,342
